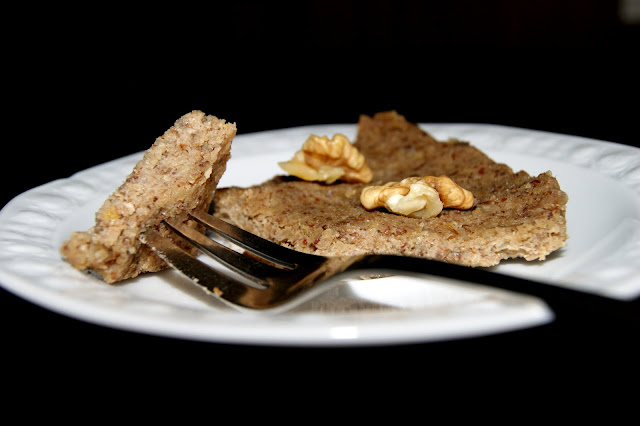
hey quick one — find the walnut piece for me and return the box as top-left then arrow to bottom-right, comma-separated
419,176 -> 474,209
279,134 -> 373,184
361,176 -> 474,218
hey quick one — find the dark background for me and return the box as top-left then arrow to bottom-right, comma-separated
3,1 -> 639,396
5,0 -> 638,208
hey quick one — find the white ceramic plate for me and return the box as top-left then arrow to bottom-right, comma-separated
1,124 -> 639,346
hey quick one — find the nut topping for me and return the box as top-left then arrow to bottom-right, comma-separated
279,134 -> 373,184
361,176 -> 474,218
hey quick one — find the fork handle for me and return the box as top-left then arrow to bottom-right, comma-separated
350,255 -> 639,325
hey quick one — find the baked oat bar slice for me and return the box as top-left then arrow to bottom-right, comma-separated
213,111 -> 567,267
61,110 -> 236,283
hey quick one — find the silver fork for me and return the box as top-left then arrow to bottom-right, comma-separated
140,210 -> 637,320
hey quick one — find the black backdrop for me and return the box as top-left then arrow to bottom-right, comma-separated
6,1 -> 638,208
3,1 -> 639,396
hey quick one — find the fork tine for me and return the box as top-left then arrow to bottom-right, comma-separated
141,227 -> 340,313
164,220 -> 279,289
190,210 -> 313,269
140,228 -> 265,303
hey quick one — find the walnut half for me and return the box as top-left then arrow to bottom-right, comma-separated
361,176 -> 474,218
279,134 -> 373,184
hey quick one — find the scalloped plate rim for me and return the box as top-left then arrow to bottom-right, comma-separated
1,123 -> 638,346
